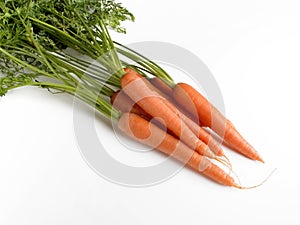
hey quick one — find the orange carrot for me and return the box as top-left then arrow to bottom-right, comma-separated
149,77 -> 173,97
147,77 -> 225,156
173,82 -> 263,162
149,77 -> 197,121
121,68 -> 217,159
111,90 -> 176,135
111,90 -> 151,120
118,112 -> 238,187
177,113 -> 224,156
113,88 -> 224,156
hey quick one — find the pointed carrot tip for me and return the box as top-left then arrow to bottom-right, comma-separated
216,149 -> 225,157
256,155 -> 265,163
232,182 -> 242,189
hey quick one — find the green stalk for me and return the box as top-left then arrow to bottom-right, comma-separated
2,77 -> 120,121
36,83 -> 120,121
97,18 -> 124,77
53,52 -> 121,88
29,17 -> 98,58
29,17 -> 124,82
0,47 -> 55,78
46,52 -> 115,97
114,42 -> 175,87
25,27 -> 77,87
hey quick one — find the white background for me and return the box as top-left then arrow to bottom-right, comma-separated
1,0 -> 300,224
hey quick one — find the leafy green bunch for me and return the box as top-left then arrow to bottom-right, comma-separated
0,0 -> 134,72
0,0 -> 173,118
0,0 -> 135,119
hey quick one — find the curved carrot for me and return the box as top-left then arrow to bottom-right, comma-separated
173,82 -> 264,162
120,68 -> 217,159
118,112 -> 237,187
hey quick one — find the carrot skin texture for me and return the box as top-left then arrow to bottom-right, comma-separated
118,112 -> 236,186
173,82 -> 263,162
121,68 -> 216,159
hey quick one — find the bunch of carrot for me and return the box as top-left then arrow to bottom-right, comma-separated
0,0 -> 265,188
109,68 -> 264,188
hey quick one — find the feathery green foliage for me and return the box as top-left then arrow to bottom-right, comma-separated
0,0 -> 134,119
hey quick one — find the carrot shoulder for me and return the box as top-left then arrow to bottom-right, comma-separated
118,112 -> 237,187
173,82 -> 263,162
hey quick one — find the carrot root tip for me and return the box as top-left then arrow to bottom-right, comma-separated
256,155 -> 265,163
233,168 -> 277,189
215,157 -> 232,170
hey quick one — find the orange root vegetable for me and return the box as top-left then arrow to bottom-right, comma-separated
149,77 -> 173,97
112,88 -> 224,156
120,68 -> 217,159
173,82 -> 264,162
149,77 -> 197,120
111,90 -> 177,136
111,90 -> 151,120
147,77 -> 225,157
178,114 -> 224,156
118,112 -> 238,187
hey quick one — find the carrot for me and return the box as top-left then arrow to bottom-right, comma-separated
149,77 -> 196,119
147,77 -> 225,156
111,90 -> 151,120
120,68 -> 217,159
118,112 -> 238,187
149,77 -> 173,97
173,82 -> 264,162
177,113 -> 225,156
112,88 -> 224,156
111,90 -> 178,136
